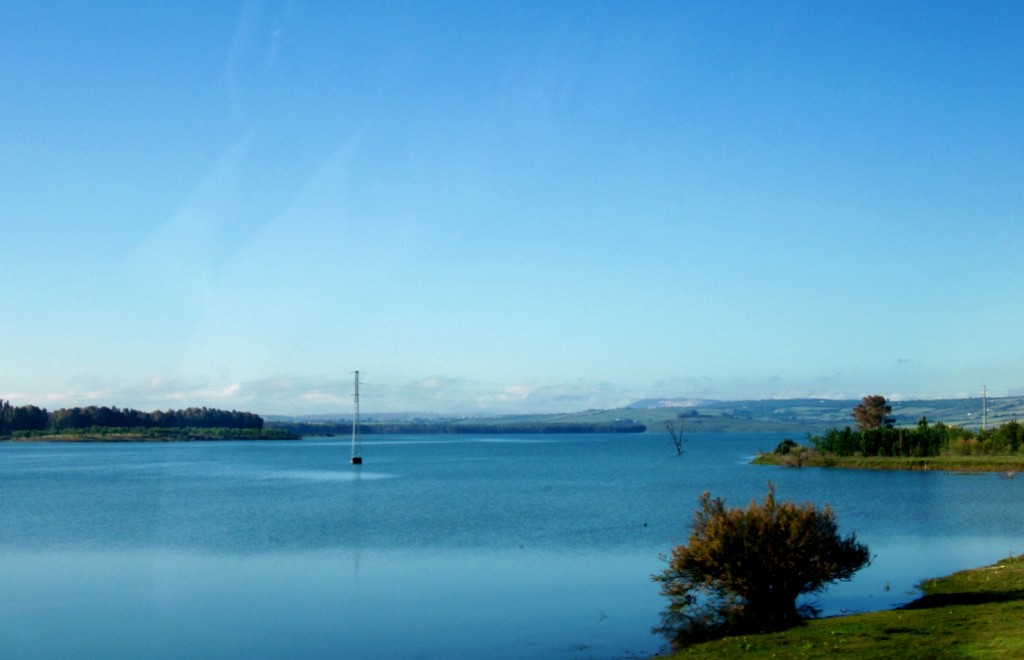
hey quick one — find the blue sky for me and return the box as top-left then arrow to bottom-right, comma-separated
2,1 -> 1022,415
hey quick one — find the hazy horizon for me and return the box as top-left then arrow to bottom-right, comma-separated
3,381 -> 1007,420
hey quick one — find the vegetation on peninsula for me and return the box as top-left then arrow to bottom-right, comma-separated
754,395 -> 1024,471
0,400 -> 296,441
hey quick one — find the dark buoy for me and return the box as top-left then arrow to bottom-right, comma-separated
351,456 -> 362,465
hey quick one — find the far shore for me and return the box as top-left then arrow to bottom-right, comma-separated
1,431 -> 299,443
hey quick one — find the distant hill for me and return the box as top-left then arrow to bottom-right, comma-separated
267,395 -> 1024,435
617,395 -> 1024,433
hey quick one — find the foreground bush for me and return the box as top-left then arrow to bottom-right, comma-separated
652,484 -> 870,648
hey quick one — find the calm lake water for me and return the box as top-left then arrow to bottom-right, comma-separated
2,432 -> 1023,659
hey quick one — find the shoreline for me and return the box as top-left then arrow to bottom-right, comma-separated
752,452 -> 1024,473
658,554 -> 1024,658
1,431 -> 300,443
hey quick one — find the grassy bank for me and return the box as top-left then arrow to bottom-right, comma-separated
660,555 -> 1024,658
753,452 -> 1024,472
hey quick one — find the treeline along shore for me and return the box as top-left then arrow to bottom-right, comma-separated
756,417 -> 1024,471
0,400 -> 296,441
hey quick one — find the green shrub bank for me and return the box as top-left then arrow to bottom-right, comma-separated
660,555 -> 1024,658
810,418 -> 1023,458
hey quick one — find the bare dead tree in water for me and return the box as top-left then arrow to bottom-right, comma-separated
665,420 -> 683,456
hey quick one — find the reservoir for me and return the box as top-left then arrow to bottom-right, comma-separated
2,433 -> 1022,658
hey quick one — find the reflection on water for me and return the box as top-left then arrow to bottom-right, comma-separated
262,469 -> 397,482
1,434 -> 1022,658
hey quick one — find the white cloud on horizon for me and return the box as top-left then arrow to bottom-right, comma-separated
2,371 -> 1014,417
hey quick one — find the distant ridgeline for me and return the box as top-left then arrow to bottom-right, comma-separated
269,420 -> 647,436
0,400 -> 291,440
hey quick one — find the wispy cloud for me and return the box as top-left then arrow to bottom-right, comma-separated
5,370 -> 997,417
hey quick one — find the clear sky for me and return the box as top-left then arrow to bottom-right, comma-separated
2,1 -> 1022,415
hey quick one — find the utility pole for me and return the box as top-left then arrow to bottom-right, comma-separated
982,385 -> 988,432
351,370 -> 363,464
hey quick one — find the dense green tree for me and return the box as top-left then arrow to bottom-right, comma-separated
809,417 -> 998,458
653,484 -> 870,647
1,400 -> 48,434
852,395 -> 894,431
2,402 -> 265,436
1000,420 -> 1023,452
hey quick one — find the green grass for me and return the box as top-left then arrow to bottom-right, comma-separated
658,555 -> 1024,658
